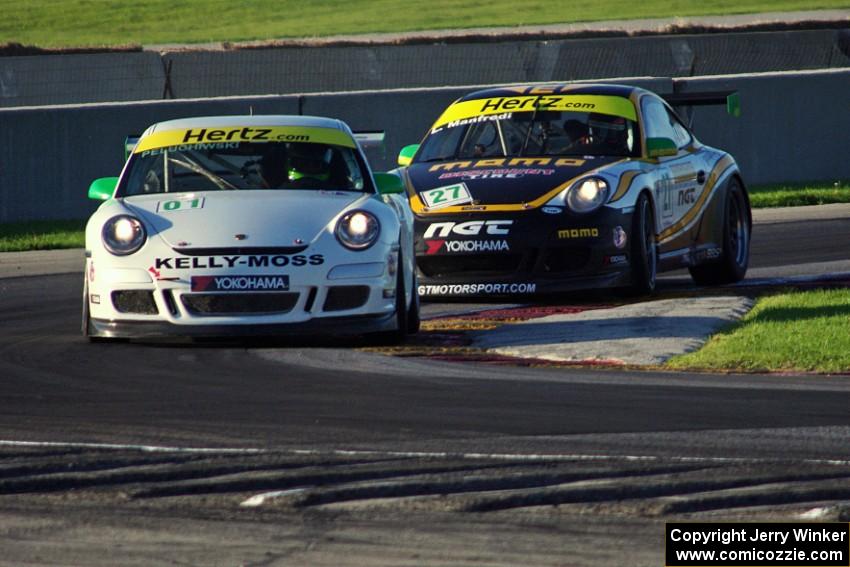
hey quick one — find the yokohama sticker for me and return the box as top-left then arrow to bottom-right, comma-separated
191,275 -> 290,292
424,239 -> 509,254
418,283 -> 536,295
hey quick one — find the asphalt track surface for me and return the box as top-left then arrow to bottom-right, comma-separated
0,205 -> 849,565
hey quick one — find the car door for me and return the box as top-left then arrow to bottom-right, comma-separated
640,95 -> 703,254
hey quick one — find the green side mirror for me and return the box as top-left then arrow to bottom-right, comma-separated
397,144 -> 419,167
374,172 -> 405,195
645,137 -> 678,159
88,177 -> 118,201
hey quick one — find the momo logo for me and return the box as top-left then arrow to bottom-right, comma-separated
423,220 -> 514,238
424,240 -> 509,255
557,227 -> 599,239
678,187 -> 697,206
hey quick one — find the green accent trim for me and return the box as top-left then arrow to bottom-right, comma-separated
727,92 -> 741,118
374,172 -> 404,195
397,144 -> 419,166
88,177 -> 118,201
645,137 -> 678,158
287,168 -> 329,182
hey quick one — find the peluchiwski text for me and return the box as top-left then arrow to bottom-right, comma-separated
665,522 -> 849,567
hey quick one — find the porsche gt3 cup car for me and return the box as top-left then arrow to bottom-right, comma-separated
83,115 -> 419,341
397,83 -> 751,298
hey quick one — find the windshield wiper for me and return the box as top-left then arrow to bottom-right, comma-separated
168,156 -> 238,190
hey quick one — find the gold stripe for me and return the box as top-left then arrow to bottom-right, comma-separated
658,155 -> 735,242
608,170 -> 641,204
409,159 -> 628,215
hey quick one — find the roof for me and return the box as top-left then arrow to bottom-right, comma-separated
456,83 -> 645,103
142,114 -> 349,136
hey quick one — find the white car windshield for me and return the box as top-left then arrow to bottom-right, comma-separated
417,109 -> 639,162
119,141 -> 368,196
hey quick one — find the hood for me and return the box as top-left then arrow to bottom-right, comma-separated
406,156 -> 623,206
124,190 -> 367,248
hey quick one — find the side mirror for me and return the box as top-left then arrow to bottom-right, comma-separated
397,144 -> 419,167
88,177 -> 118,201
645,137 -> 678,158
374,172 -> 405,195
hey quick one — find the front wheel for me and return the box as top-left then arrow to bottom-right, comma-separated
629,192 -> 657,295
374,252 -> 417,344
689,180 -> 750,286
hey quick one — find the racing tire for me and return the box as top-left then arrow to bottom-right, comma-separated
629,192 -> 657,295
406,272 -> 421,335
688,180 -> 750,286
373,253 -> 413,345
82,277 -> 119,343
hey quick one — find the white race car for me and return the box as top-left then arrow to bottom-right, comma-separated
83,115 -> 419,342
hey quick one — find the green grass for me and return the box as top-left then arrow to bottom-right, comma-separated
667,289 -> 850,373
0,220 -> 86,252
749,180 -> 850,208
1,0 -> 848,48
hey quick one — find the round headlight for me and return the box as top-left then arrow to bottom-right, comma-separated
566,177 -> 610,213
335,210 -> 380,250
102,215 -> 146,256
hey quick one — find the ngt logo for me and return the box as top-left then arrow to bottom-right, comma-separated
423,220 -> 513,238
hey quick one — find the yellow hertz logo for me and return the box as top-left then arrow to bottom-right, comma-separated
558,228 -> 599,239
432,95 -> 637,130
133,126 -> 356,153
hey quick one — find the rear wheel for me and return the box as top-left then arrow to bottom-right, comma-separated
689,180 -> 750,285
630,192 -> 657,295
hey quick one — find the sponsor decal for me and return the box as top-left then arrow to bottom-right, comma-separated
154,254 -> 324,270
541,206 -> 563,215
429,157 -> 585,172
678,187 -> 696,206
191,275 -> 290,292
444,112 -> 512,129
140,143 -> 239,157
557,227 -> 599,239
438,168 -> 555,180
605,254 -> 628,265
429,94 -> 637,130
156,197 -> 205,212
695,247 -> 722,261
133,126 -> 356,153
613,226 -> 627,249
418,283 -> 537,295
424,239 -> 509,255
423,220 -> 513,238
420,183 -> 473,209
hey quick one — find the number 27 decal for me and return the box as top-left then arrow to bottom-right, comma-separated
420,183 -> 473,210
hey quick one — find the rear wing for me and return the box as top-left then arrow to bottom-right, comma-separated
661,90 -> 740,129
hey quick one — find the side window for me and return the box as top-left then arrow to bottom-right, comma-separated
641,98 -> 677,142
667,109 -> 693,148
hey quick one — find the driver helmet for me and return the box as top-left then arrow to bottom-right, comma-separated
587,112 -> 629,149
287,144 -> 333,182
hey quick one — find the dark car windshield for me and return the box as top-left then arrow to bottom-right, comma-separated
416,109 -> 640,162
119,141 -> 369,197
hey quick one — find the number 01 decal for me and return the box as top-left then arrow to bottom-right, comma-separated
420,183 -> 473,210
157,197 -> 205,212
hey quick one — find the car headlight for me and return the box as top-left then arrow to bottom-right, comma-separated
335,210 -> 380,250
565,177 -> 610,213
102,215 -> 146,256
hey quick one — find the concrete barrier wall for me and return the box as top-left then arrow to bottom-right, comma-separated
674,69 -> 850,185
1,29 -> 847,107
0,52 -> 165,108
0,71 -> 847,222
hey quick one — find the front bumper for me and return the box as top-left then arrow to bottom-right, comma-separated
85,252 -> 400,338
414,206 -> 634,297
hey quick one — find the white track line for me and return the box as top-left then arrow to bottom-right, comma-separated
1,439 -> 850,467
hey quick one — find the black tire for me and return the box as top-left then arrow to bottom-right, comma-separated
82,277 -> 114,343
374,253 -> 411,345
630,192 -> 657,295
689,180 -> 750,286
406,272 -> 421,335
